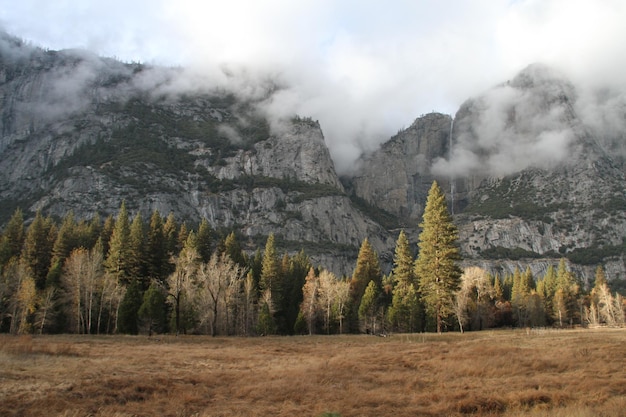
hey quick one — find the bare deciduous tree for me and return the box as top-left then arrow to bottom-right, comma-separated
167,246 -> 199,335
196,253 -> 246,336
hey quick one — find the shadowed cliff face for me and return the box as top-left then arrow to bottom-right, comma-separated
345,112 -> 452,225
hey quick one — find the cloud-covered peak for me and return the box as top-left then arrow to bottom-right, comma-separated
432,64 -> 583,178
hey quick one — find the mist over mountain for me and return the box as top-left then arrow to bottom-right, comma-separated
2,30 -> 626,282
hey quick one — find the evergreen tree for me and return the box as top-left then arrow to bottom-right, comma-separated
391,230 -> 415,287
280,250 -> 311,334
223,231 -> 245,266
0,208 -> 25,268
146,210 -> 166,282
118,278 -> 142,334
259,233 -> 282,314
493,273 -> 504,301
502,273 -> 514,301
349,238 -> 381,332
415,181 -> 462,333
388,230 -> 421,332
543,265 -> 558,298
594,265 -> 607,288
510,267 -> 523,304
105,202 -> 132,284
51,211 -> 78,264
257,299 -> 276,335
359,280 -> 379,334
249,249 -> 263,290
511,267 -> 530,327
177,222 -> 190,254
300,267 -> 319,335
522,267 -> 535,293
15,273 -> 37,334
539,265 -> 558,323
196,219 -> 212,263
139,282 -> 166,336
85,214 -> 102,249
47,213 -> 77,287
554,258 -> 579,327
99,215 -> 115,256
128,212 -> 147,286
162,212 -> 178,259
21,210 -> 55,289
389,282 -> 420,333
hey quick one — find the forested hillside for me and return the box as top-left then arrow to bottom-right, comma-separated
2,183 -> 623,336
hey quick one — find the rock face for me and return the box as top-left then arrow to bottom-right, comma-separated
347,112 -> 452,225
346,64 -> 626,282
0,32 -> 393,275
2,33 -> 626,282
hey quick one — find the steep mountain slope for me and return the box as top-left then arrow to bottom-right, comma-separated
3,31 -> 626,281
345,112 -> 452,226
0,32 -> 393,273
347,64 -> 626,281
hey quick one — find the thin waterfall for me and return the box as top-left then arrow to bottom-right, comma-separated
449,116 -> 455,215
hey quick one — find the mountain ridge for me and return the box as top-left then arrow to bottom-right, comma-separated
2,32 -> 626,283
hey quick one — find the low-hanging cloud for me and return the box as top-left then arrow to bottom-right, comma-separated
2,1 -> 626,173
432,67 -> 581,178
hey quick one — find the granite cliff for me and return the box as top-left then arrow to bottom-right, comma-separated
348,64 -> 626,284
2,32 -> 626,283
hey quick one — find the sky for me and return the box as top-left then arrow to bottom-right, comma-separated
1,0 -> 626,173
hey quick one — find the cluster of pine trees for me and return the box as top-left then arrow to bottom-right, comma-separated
0,202 -> 315,336
1,182 -> 624,336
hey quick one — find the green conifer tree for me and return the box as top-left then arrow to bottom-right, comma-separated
146,210 -> 166,282
493,273 -> 503,301
415,181 -> 462,333
21,210 -> 55,289
139,282 -> 166,336
99,215 -> 115,256
349,238 -> 381,333
260,233 -> 281,305
388,230 -> 422,332
105,202 -> 132,284
162,212 -> 178,259
128,212 -> 147,287
223,231 -> 245,266
118,278 -> 142,335
594,265 -> 607,288
359,280 -> 380,334
0,208 -> 25,268
281,250 -> 311,335
554,258 -> 579,326
196,218 -> 212,263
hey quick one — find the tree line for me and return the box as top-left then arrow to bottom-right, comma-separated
0,182 -> 624,336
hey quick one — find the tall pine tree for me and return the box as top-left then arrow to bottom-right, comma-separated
0,208 -> 24,268
21,210 -> 55,290
388,230 -> 422,332
349,238 -> 381,333
105,201 -> 132,284
415,181 -> 462,333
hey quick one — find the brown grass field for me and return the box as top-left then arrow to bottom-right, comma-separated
0,329 -> 625,417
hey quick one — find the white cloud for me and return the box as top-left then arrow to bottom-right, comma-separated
1,0 -> 626,172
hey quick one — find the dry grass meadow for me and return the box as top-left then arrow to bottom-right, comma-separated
0,329 -> 625,417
